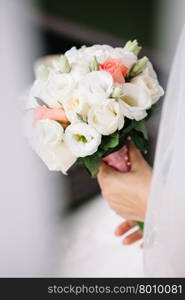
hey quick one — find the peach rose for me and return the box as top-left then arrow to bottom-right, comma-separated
100,59 -> 128,84
33,106 -> 69,127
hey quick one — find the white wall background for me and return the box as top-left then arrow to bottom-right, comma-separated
0,0 -> 66,277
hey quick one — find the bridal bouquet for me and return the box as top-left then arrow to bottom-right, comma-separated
25,40 -> 163,184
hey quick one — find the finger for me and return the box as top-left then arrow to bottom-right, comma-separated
127,139 -> 144,171
100,161 -> 120,175
123,230 -> 143,245
98,162 -> 118,184
140,242 -> 144,249
98,162 -> 111,177
115,220 -> 136,236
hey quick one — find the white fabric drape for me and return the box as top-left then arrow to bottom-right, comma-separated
144,25 -> 185,277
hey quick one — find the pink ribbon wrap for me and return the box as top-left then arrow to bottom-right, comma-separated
102,145 -> 131,172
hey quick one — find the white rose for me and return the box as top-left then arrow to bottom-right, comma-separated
119,83 -> 152,121
88,99 -> 124,135
33,120 -> 76,173
32,71 -> 76,108
79,71 -> 113,105
131,62 -> 164,104
64,122 -> 101,157
113,48 -> 137,69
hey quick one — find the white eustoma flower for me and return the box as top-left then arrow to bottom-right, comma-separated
112,48 -> 137,69
32,70 -> 76,108
83,45 -> 136,68
33,120 -> 76,173
143,61 -> 164,101
59,49 -> 90,80
70,62 -> 90,81
65,45 -> 136,70
131,62 -> 164,104
34,119 -> 64,146
83,44 -> 115,63
119,83 -> 152,121
79,71 -> 113,105
88,99 -> 124,135
65,46 -> 85,64
143,61 -> 158,79
64,123 -> 101,157
51,55 -> 71,73
35,63 -> 50,80
62,91 -> 90,123
35,142 -> 77,174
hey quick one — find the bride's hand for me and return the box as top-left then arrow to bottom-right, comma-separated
97,141 -> 152,222
115,220 -> 143,246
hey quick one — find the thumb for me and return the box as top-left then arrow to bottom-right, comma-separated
98,161 -> 118,176
98,162 -> 118,183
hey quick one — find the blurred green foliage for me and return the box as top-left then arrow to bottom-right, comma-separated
35,0 -> 158,47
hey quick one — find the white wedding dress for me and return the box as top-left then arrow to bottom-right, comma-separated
144,25 -> 185,277
59,196 -> 144,277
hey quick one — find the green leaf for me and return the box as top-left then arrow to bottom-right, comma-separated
58,55 -> 71,73
136,221 -> 144,232
129,56 -> 148,78
58,121 -> 71,126
57,100 -> 63,106
145,101 -> 161,120
119,119 -> 138,137
130,130 -> 148,153
35,97 -> 50,108
101,132 -> 119,151
135,120 -> 148,140
80,151 -> 103,177
90,56 -> 99,71
111,86 -> 122,99
123,40 -> 142,56
76,113 -> 87,123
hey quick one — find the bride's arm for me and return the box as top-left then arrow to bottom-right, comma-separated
97,141 -> 152,222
